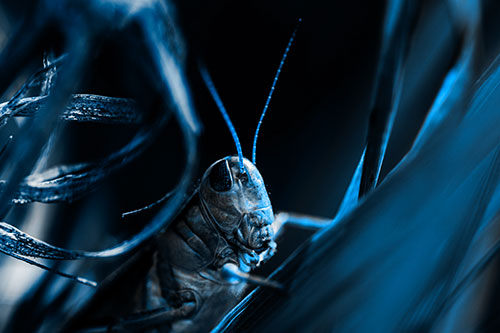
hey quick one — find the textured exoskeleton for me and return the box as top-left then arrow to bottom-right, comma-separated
98,156 -> 277,332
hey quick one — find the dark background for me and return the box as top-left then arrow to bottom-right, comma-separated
183,0 -> 383,217
1,0 -> 500,330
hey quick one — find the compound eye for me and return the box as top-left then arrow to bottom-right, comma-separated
209,160 -> 233,192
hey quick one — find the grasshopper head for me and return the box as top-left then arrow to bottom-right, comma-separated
200,156 -> 275,268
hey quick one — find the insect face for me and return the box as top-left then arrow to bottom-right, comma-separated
200,155 -> 275,266
197,20 -> 299,271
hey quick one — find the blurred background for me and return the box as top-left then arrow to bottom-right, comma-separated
0,0 -> 499,331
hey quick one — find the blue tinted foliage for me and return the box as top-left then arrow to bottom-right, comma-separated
1,0 -> 500,332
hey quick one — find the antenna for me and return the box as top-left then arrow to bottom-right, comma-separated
200,65 -> 245,173
252,19 -> 301,165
